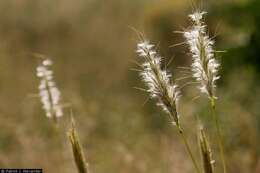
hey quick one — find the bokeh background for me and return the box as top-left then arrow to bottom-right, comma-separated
0,0 -> 259,173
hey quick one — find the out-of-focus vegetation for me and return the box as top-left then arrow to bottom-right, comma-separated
0,0 -> 259,173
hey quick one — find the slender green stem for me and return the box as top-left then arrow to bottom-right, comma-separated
53,123 -> 64,173
177,126 -> 202,173
210,98 -> 227,173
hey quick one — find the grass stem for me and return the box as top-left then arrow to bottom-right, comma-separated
177,125 -> 202,173
210,98 -> 227,173
68,120 -> 89,173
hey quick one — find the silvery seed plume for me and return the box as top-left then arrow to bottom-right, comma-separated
36,59 -> 63,120
199,126 -> 215,173
136,40 -> 181,126
183,11 -> 220,98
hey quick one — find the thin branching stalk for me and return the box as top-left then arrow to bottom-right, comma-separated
53,122 -> 64,173
199,126 -> 215,173
68,120 -> 89,173
177,126 -> 201,173
211,98 -> 226,173
136,39 -> 201,173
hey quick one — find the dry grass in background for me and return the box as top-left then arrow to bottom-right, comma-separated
0,1 -> 259,173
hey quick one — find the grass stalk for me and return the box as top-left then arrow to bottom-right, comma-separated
68,120 -> 89,173
177,125 -> 202,173
51,122 -> 64,173
210,98 -> 227,173
199,126 -> 215,173
136,40 -> 202,173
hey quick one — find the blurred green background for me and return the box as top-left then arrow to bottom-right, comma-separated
0,0 -> 259,173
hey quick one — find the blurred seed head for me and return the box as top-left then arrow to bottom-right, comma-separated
36,58 -> 63,120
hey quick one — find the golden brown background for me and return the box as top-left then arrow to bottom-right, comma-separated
0,0 -> 259,173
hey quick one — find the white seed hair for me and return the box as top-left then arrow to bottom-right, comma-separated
36,59 -> 63,119
184,11 -> 220,98
136,40 -> 181,126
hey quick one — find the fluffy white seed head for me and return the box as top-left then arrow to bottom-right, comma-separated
36,59 -> 63,119
136,40 -> 181,126
189,11 -> 207,23
184,11 -> 220,98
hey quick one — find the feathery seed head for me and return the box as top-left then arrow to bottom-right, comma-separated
189,11 -> 207,23
136,40 -> 181,126
36,59 -> 63,120
184,11 -> 220,99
